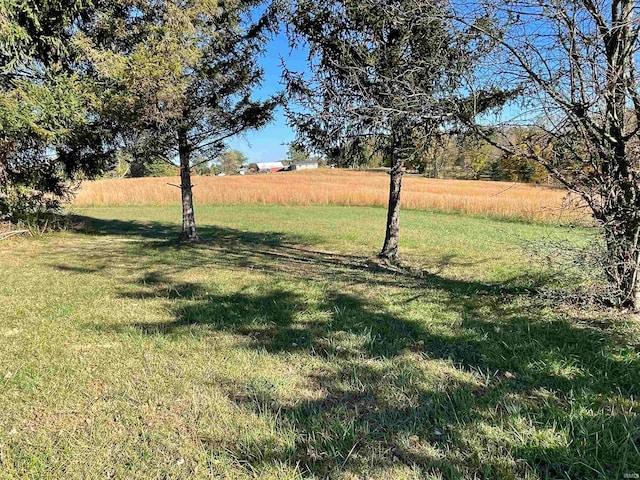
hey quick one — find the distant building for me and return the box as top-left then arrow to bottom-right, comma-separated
238,161 -> 286,174
291,161 -> 319,171
257,162 -> 285,171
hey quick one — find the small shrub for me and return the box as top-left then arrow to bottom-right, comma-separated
0,184 -> 72,233
524,233 -> 613,307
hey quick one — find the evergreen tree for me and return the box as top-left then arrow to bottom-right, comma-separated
79,0 -> 279,242
0,0 -> 115,224
284,0 -> 498,261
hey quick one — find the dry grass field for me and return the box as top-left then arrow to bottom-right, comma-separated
74,169 -> 579,223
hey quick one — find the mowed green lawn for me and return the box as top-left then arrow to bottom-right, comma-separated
1,205 -> 639,479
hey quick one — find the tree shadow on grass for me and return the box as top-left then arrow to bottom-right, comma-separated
70,214 -> 547,296
92,285 -> 640,478
72,214 -> 316,248
69,215 -> 640,478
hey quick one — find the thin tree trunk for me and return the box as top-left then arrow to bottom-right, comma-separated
379,136 -> 403,262
178,128 -> 200,243
604,219 -> 640,310
614,244 -> 640,311
630,249 -> 640,311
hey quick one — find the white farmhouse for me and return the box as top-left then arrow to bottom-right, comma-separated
290,161 -> 319,171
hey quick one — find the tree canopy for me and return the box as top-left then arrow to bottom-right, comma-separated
284,0 -> 499,260
78,0 -> 280,241
217,150 -> 247,175
0,0 -> 115,224
463,0 -> 640,308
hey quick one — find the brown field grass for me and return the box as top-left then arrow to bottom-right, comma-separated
74,169 -> 580,223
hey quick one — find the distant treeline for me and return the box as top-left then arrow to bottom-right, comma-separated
325,127 -> 552,184
111,127 -> 552,184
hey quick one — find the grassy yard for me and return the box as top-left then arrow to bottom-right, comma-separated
1,205 -> 638,479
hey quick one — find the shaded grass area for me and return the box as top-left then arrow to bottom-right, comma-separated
0,205 -> 637,479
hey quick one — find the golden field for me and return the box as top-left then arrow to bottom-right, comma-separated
74,169 -> 579,222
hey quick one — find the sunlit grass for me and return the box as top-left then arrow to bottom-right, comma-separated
0,205 -> 637,479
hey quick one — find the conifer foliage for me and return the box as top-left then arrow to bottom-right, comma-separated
79,0 -> 279,242
284,0 -> 495,261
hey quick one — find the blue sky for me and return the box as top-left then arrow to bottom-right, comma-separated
231,24 -> 524,164
227,31 -> 307,163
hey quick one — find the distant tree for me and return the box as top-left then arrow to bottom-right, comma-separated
285,0 -> 503,261
80,0 -> 279,242
146,160 -> 179,177
319,136 -> 385,168
129,158 -> 178,177
286,144 -> 310,165
194,160 -> 213,176
411,133 -> 460,177
490,129 -> 550,183
462,137 -> 499,178
217,150 -> 247,175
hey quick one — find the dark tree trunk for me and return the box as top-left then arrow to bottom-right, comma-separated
178,128 -> 200,243
602,204 -> 640,311
600,0 -> 639,310
379,136 -> 403,262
